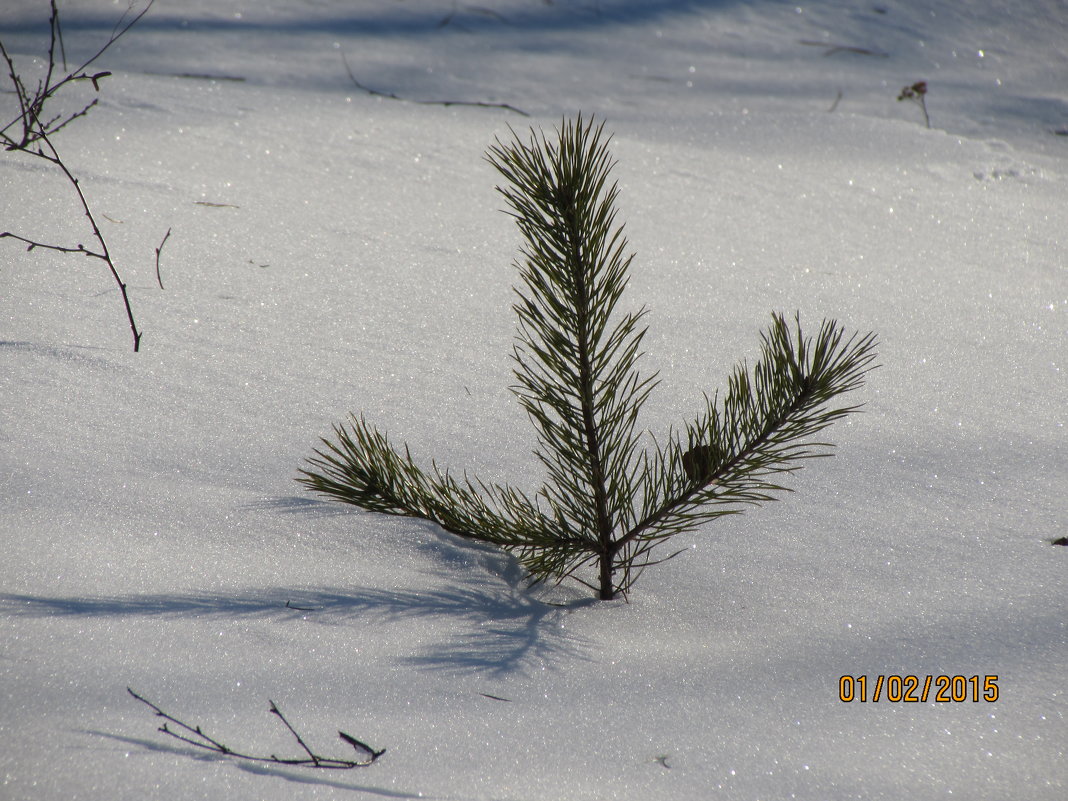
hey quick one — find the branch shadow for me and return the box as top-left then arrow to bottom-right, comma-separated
1,550 -> 593,677
251,502 -> 598,674
84,730 -> 423,797
0,339 -> 123,370
251,494 -> 359,519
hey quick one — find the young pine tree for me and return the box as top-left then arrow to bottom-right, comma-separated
299,116 -> 877,600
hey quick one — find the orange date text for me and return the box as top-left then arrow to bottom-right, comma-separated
838,674 -> 998,703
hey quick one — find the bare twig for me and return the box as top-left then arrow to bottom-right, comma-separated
270,700 -> 321,766
1,0 -> 153,146
437,3 -> 509,28
0,231 -> 90,255
155,227 -> 171,289
14,121 -> 142,350
799,40 -> 888,58
147,71 -> 246,82
41,97 -> 101,139
128,688 -> 385,769
0,0 -> 158,351
337,730 -> 384,759
341,53 -> 529,117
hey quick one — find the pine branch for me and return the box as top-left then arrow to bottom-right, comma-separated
613,313 -> 878,591
299,115 -> 877,599
486,116 -> 657,597
297,414 -> 594,579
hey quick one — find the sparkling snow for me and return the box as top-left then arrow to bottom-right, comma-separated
1,1 -> 1065,799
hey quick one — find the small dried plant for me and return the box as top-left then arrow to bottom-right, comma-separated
897,80 -> 930,128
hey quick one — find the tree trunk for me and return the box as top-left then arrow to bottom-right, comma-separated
598,551 -> 615,599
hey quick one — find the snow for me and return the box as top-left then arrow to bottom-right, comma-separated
1,0 -> 1065,798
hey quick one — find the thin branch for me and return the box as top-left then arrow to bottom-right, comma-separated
341,53 -> 529,117
337,730 -> 385,760
146,71 -> 246,82
1,1 -> 155,351
155,227 -> 171,289
38,97 -> 100,139
799,40 -> 888,58
128,688 -> 385,769
33,122 -> 142,350
0,40 -> 29,149
54,0 -> 68,71
0,231 -> 97,257
1,1 -> 155,144
270,700 -> 320,766
615,388 -> 813,552
128,688 -> 238,755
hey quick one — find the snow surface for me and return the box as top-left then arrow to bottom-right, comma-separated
1,0 -> 1066,798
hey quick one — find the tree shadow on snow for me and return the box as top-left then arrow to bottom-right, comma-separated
0,531 -> 594,677
0,585 -> 589,676
1,1 -> 748,39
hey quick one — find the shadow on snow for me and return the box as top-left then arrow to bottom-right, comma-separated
1,1 -> 747,39
85,730 -> 423,797
0,577 -> 594,677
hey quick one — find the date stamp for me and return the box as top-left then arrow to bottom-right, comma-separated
839,674 -> 998,703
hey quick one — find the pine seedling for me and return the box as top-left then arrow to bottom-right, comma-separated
299,116 -> 877,600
